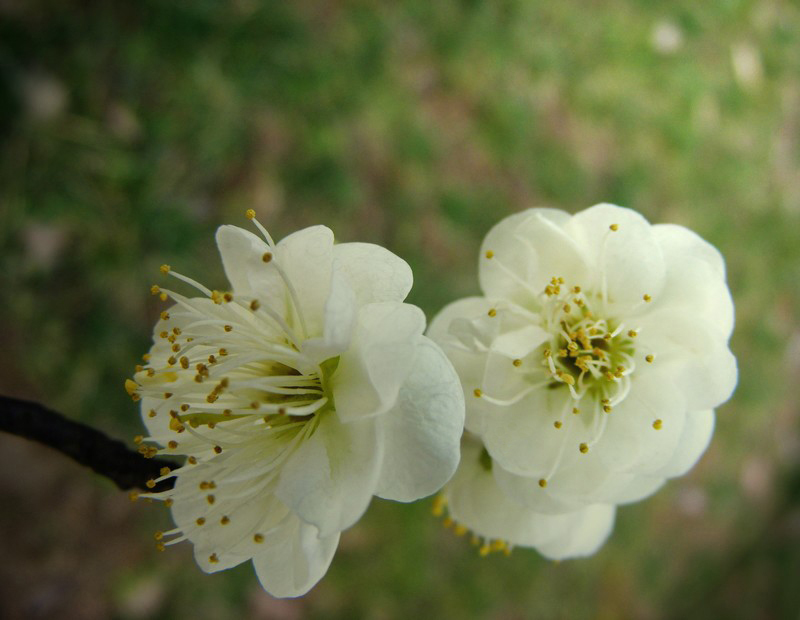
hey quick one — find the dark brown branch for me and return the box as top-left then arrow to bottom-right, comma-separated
0,395 -> 178,492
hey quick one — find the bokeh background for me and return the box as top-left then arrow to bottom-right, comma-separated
1,1 -> 799,618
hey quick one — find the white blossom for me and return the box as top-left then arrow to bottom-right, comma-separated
128,211 -> 465,597
428,204 -> 736,555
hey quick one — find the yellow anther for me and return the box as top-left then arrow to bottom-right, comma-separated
209,553 -> 219,564
473,388 -> 482,398
188,456 -> 197,465
156,543 -> 165,552
148,409 -> 157,418
220,516 -> 230,525
557,277 -> 564,284
254,533 -> 264,543
572,408 -> 580,414
142,353 -> 151,361
168,440 -> 178,449
250,299 -> 260,311
603,405 -> 613,414
579,443 -> 589,454
160,264 -> 170,274
207,494 -> 215,505
643,294 -> 652,302
479,544 -> 491,557
146,368 -> 155,377
160,311 -> 170,321
206,392 -> 219,404
180,356 -> 189,369
558,372 -> 575,386
487,308 -> 497,317
129,491 -> 139,502
653,419 -> 663,430
171,343 -> 180,353
213,445 -> 222,454
150,285 -> 160,295
485,250 -> 494,259
628,330 -> 638,338
223,292 -> 233,303
196,517 -> 206,526
609,224 -> 619,231
159,331 -> 168,339
454,524 -> 468,536
218,348 -> 228,356
160,467 -> 171,476
432,494 -> 446,517
646,354 -> 654,363
442,517 -> 454,528
125,379 -> 139,396
554,421 -> 563,429
169,417 -> 183,432
262,252 -> 272,263
164,498 -> 173,507
563,304 -> 571,314
512,359 -> 522,367
490,539 -> 507,552
146,479 -> 156,489
538,478 -> 547,488
245,209 -> 256,219
167,356 -> 176,366
223,324 -> 233,332
160,292 -> 167,301
223,409 -> 232,416
154,531 -> 163,541
572,286 -> 581,293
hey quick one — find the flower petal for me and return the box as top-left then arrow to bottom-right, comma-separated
301,265 -> 358,364
252,518 -> 340,598
216,225 -> 283,300
275,414 -> 383,538
331,302 -> 426,422
374,336 -> 465,502
479,208 -> 588,306
649,409 -> 715,479
332,242 -> 413,305
565,203 -> 666,308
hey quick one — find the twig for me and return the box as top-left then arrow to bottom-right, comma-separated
0,395 -> 177,491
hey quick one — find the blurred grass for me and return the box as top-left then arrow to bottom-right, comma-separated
1,0 -> 799,618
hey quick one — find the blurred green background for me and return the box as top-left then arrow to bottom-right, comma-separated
1,1 -> 799,618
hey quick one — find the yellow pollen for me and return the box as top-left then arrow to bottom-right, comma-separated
554,421 -> 563,429
150,285 -> 160,295
250,299 -> 260,311
188,456 -> 197,465
168,440 -> 178,449
628,330 -> 638,338
156,543 -> 165,552
485,250 -> 494,259
218,348 -> 228,356
223,293 -> 233,303
148,409 -> 156,418
125,379 -> 138,396
160,467 -> 171,476
145,479 -> 156,489
164,499 -> 173,507
610,224 -> 619,231
572,286 -> 581,293
603,405 -> 613,413
159,331 -> 168,339
246,209 -> 256,219
129,491 -> 139,502
209,553 -> 219,564
133,435 -> 143,445
207,494 -> 215,505
213,445 -> 222,454
160,311 -> 170,321
167,356 -> 176,366
653,419 -> 663,430
160,264 -> 170,274
171,344 -> 180,353
538,479 -> 547,488
220,516 -> 230,525
646,355 -> 654,363
473,388 -> 482,398
512,359 -> 522,367
487,308 -> 497,317
154,531 -> 163,541
262,252 -> 272,263
180,357 -> 189,369
223,325 -> 233,332
643,294 -> 652,302
579,443 -> 589,454
254,533 -> 264,543
160,293 -> 167,301
196,517 -> 206,526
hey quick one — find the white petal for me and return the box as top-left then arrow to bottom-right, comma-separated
275,414 -> 383,538
591,370 -> 687,474
332,242 -> 413,305
533,503 -> 616,560
479,208 -> 588,306
374,336 -> 465,502
216,225 -> 283,300
301,266 -> 358,364
331,302 -> 426,422
653,223 -> 726,278
639,313 -> 738,410
275,225 -> 335,337
565,203 -> 666,308
649,409 -> 715,479
252,518 -> 340,598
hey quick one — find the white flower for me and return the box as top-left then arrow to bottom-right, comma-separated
428,204 -> 736,554
127,211 -> 465,598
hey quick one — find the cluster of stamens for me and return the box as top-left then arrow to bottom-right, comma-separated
127,210 -> 334,557
432,494 -> 512,557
